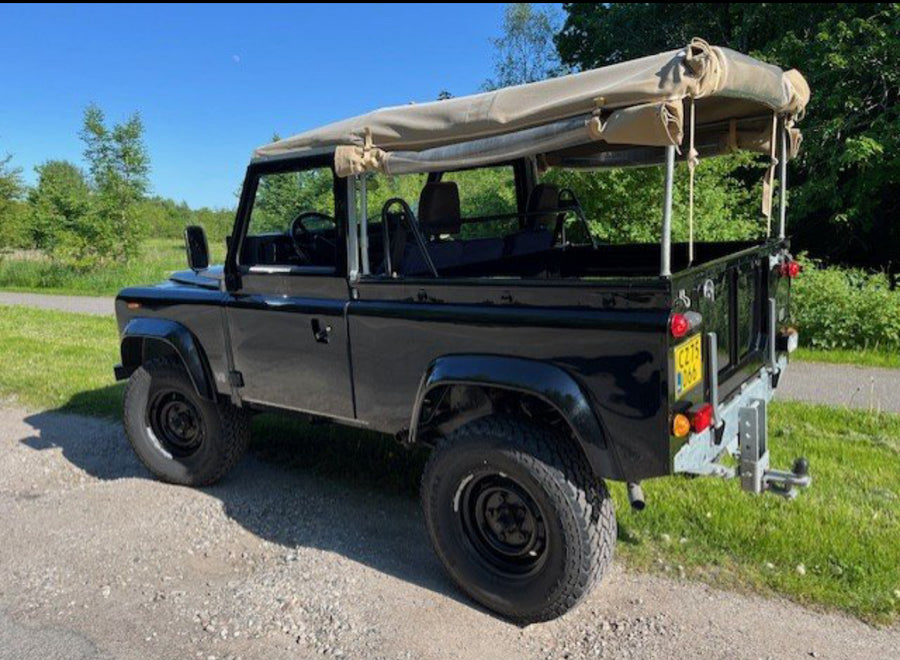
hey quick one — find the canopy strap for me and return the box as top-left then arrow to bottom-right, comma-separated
762,113 -> 778,234
687,98 -> 699,266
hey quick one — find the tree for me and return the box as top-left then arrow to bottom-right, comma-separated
556,4 -> 900,274
28,160 -> 95,267
80,103 -> 150,262
0,154 -> 28,248
483,3 -> 566,90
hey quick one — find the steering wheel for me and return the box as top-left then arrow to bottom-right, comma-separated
290,211 -> 335,263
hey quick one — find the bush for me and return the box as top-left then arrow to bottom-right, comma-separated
792,255 -> 900,351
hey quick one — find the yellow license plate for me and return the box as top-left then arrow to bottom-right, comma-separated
674,334 -> 703,399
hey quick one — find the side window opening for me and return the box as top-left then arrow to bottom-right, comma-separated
363,165 -> 547,279
241,165 -> 339,272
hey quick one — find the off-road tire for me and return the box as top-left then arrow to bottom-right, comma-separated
421,415 -> 616,623
123,357 -> 250,486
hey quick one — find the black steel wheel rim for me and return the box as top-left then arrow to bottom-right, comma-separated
459,473 -> 548,576
147,390 -> 204,458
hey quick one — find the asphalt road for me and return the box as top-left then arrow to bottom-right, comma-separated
0,291 -> 114,316
1,405 -> 898,659
777,361 -> 900,412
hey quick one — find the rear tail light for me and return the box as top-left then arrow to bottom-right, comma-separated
670,313 -> 690,338
690,403 -> 714,433
672,403 -> 714,437
669,311 -> 702,339
672,413 -> 691,437
780,260 -> 801,278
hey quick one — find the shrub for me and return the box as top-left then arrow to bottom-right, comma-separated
792,255 -> 900,351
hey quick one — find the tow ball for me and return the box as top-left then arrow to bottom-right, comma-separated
762,457 -> 811,499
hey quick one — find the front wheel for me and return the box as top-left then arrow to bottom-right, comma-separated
421,415 -> 616,623
123,358 -> 250,486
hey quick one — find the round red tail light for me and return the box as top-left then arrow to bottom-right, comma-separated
670,313 -> 690,338
780,261 -> 801,278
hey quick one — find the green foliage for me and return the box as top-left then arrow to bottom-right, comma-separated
27,160 -> 101,268
484,3 -> 567,90
556,3 -> 900,272
252,168 -> 334,233
444,166 -> 519,239
134,197 -> 235,243
0,154 -> 28,248
80,103 -> 150,262
791,256 -> 900,351
545,152 -> 766,244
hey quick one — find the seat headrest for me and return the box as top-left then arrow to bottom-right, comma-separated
526,183 -> 560,230
418,182 -> 461,235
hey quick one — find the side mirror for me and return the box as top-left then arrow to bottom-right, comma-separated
184,225 -> 209,272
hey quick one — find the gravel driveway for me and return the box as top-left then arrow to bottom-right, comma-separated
1,406 -> 897,659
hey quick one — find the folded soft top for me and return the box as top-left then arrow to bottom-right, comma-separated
254,39 -> 809,176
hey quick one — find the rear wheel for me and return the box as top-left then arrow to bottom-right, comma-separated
421,415 -> 615,623
123,357 -> 250,486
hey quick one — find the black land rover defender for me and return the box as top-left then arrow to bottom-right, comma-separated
114,41 -> 811,622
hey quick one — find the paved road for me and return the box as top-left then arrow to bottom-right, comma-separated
0,291 -> 114,316
778,361 -> 900,413
1,291 -> 897,412
1,405 -> 897,659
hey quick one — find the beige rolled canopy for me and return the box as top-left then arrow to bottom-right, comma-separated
254,39 -> 809,176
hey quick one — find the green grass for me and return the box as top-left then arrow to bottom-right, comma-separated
0,304 -> 122,415
1,304 -> 898,623
795,347 -> 900,370
612,403 -> 900,624
0,238 -> 226,296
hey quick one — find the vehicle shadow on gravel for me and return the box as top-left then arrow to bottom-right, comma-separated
19,388 -> 479,612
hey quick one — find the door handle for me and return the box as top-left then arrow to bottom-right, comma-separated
311,319 -> 331,344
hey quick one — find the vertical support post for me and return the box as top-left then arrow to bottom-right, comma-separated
346,175 -> 360,283
739,399 -> 769,494
706,332 -> 721,427
660,144 -> 676,277
360,175 -> 370,275
778,119 -> 788,240
767,297 -> 778,372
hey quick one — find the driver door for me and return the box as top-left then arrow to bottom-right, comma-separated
225,157 -> 355,421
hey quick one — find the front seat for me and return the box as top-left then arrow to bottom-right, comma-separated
399,182 -> 464,275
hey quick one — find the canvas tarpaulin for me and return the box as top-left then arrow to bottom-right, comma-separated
255,39 -> 809,176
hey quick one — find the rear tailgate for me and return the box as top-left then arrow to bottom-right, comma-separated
672,240 -> 790,405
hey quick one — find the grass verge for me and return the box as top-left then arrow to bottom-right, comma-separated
0,238 -> 226,296
795,347 -> 900,370
0,304 -> 897,623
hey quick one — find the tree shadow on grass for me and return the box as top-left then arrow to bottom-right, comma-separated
18,384 -> 483,613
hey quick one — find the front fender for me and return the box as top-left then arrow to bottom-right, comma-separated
116,317 -> 215,400
410,355 -> 625,481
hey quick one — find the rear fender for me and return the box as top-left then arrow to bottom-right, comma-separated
410,354 -> 625,481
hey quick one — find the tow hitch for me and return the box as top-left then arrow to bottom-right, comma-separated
739,398 -> 811,499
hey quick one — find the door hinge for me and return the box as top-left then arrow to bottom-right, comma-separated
228,371 -> 244,387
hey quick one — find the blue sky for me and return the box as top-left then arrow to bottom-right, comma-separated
1,3 -> 518,208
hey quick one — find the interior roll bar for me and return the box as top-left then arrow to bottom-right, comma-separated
381,198 -> 439,278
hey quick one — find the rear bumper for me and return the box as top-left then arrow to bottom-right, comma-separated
673,355 -> 811,498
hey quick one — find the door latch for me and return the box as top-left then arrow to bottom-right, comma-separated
311,319 -> 332,344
